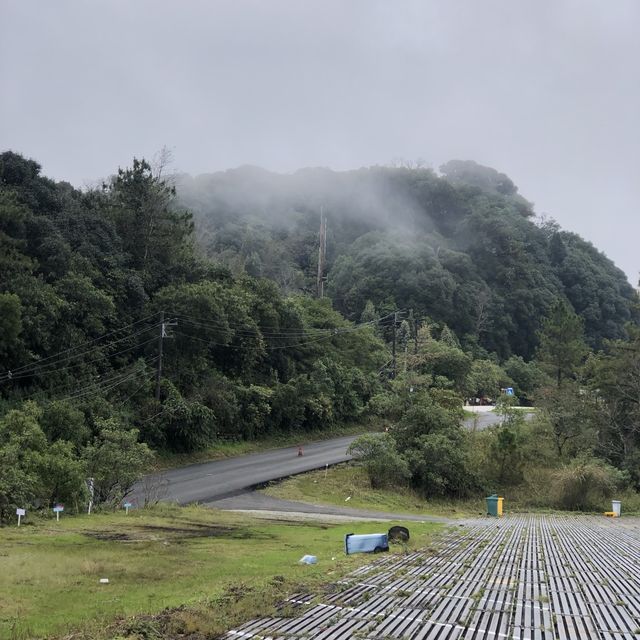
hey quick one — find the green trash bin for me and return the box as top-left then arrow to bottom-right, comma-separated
486,494 -> 499,517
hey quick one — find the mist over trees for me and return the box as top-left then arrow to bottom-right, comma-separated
176,160 -> 636,359
0,150 -> 638,519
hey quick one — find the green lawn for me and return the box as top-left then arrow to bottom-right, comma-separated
1,503 -> 441,639
261,463 -> 485,518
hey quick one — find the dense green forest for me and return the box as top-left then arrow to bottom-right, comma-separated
1,150 -> 639,520
177,160 -> 636,358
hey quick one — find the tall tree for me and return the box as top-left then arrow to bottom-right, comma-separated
103,158 -> 194,289
536,299 -> 588,386
591,327 -> 640,483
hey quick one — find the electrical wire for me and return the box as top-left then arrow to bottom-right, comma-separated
2,335 -> 159,383
171,326 -> 363,351
136,407 -> 167,424
15,352 -> 159,405
113,369 -> 156,409
173,315 -> 325,337
173,310 -> 396,339
0,308 -> 401,404
0,314 -> 161,381
170,330 -> 250,349
171,313 -> 325,334
57,357 -> 159,403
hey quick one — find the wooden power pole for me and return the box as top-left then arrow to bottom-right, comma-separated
316,208 -> 327,298
391,311 -> 398,379
155,311 -> 177,401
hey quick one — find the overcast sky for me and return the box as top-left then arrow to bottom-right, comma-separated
1,1 -> 638,283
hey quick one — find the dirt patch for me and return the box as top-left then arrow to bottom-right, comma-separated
139,523 -> 273,540
83,522 -> 274,543
84,531 -> 132,541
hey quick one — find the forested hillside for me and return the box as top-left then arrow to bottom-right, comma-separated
1,150 -> 639,520
177,160 -> 636,359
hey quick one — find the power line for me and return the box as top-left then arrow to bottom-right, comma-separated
136,407 -> 168,424
176,319 -> 310,338
175,309 -> 397,332
171,328 -> 334,351
170,312 -> 400,351
57,357 -> 159,403
1,335 -> 159,383
11,352 -> 159,405
115,369 -> 156,409
0,314 -> 161,382
171,330 -> 259,349
0,313 -> 159,377
169,311 -> 399,350
173,311 -> 396,338
173,315 -> 325,336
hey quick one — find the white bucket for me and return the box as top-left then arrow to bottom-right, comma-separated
611,500 -> 621,517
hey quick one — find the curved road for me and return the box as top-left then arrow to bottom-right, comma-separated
136,411 -> 527,509
137,435 -> 358,505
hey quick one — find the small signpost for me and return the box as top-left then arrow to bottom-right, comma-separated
16,508 -> 25,527
86,477 -> 95,515
123,502 -> 133,515
53,504 -> 64,522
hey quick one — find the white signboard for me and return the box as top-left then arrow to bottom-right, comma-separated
16,508 -> 25,516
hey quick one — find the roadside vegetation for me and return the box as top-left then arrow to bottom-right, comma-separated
1,150 -> 640,522
0,504 -> 442,640
261,464 -> 484,517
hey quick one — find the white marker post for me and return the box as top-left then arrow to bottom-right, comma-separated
325,463 -> 329,479
53,505 -> 64,522
123,502 -> 132,515
16,508 -> 25,527
86,477 -> 94,515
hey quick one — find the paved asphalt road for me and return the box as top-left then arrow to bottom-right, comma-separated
136,411 -> 528,507
137,435 -> 358,505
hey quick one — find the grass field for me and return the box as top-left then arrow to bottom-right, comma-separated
264,463 -> 640,517
261,463 -> 485,517
1,503 -> 442,639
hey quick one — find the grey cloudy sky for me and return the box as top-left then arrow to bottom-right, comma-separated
1,1 -> 638,283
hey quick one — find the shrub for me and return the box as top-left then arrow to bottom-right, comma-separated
347,433 -> 410,489
552,458 -> 627,511
405,432 -> 478,498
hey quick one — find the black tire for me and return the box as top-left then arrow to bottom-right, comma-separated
388,525 -> 410,542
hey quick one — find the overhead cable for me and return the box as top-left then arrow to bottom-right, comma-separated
0,313 -> 161,381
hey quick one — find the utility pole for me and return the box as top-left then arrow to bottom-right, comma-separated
155,311 -> 177,401
316,208 -> 327,298
391,311 -> 398,379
